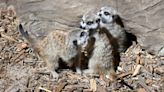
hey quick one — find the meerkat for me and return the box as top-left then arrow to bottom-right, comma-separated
76,33 -> 96,74
19,24 -> 88,78
97,6 -> 129,53
80,12 -> 120,79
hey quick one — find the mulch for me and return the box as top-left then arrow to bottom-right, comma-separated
0,5 -> 163,92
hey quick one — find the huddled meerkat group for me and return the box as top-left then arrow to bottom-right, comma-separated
19,6 -> 135,79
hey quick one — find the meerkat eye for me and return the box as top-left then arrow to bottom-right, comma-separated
96,19 -> 100,23
80,31 -> 85,37
104,11 -> 110,16
86,21 -> 93,25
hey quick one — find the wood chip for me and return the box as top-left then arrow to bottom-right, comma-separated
96,86 -> 106,92
145,79 -> 153,85
160,57 -> 164,60
11,49 -> 25,63
0,33 -> 18,42
154,67 -> 164,74
136,53 -> 141,64
138,81 -> 152,92
90,79 -> 97,92
138,76 -> 152,92
67,72 -> 81,79
16,42 -> 28,52
117,71 -> 133,80
38,87 -> 52,92
0,27 -> 5,32
53,82 -> 67,92
132,64 -> 142,76
138,88 -> 146,92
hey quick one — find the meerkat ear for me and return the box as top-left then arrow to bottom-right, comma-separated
112,15 -> 124,27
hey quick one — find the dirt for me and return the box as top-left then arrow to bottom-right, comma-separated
0,6 -> 164,92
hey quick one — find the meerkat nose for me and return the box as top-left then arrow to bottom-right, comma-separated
99,13 -> 102,16
80,25 -> 83,29
80,26 -> 86,29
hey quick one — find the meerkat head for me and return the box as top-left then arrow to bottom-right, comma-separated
80,11 -> 101,30
98,6 -> 117,24
68,29 -> 88,48
76,30 -> 89,46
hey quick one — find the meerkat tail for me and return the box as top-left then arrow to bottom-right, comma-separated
18,24 -> 34,43
18,23 -> 40,54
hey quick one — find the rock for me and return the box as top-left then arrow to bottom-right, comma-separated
2,0 -> 164,56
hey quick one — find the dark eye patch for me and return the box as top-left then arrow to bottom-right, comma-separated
104,11 -> 110,16
86,21 -> 93,25
96,19 -> 100,23
80,31 -> 85,37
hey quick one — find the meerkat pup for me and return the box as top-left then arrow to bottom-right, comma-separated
80,11 -> 120,79
80,10 -> 101,30
97,6 -> 128,53
76,31 -> 96,74
19,24 -> 88,78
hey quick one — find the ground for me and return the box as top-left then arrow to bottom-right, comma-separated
0,6 -> 163,92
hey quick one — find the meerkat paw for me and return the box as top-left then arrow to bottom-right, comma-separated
83,69 -> 94,74
76,68 -> 82,74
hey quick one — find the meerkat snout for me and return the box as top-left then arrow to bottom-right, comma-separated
98,13 -> 102,17
80,25 -> 86,29
73,40 -> 78,46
